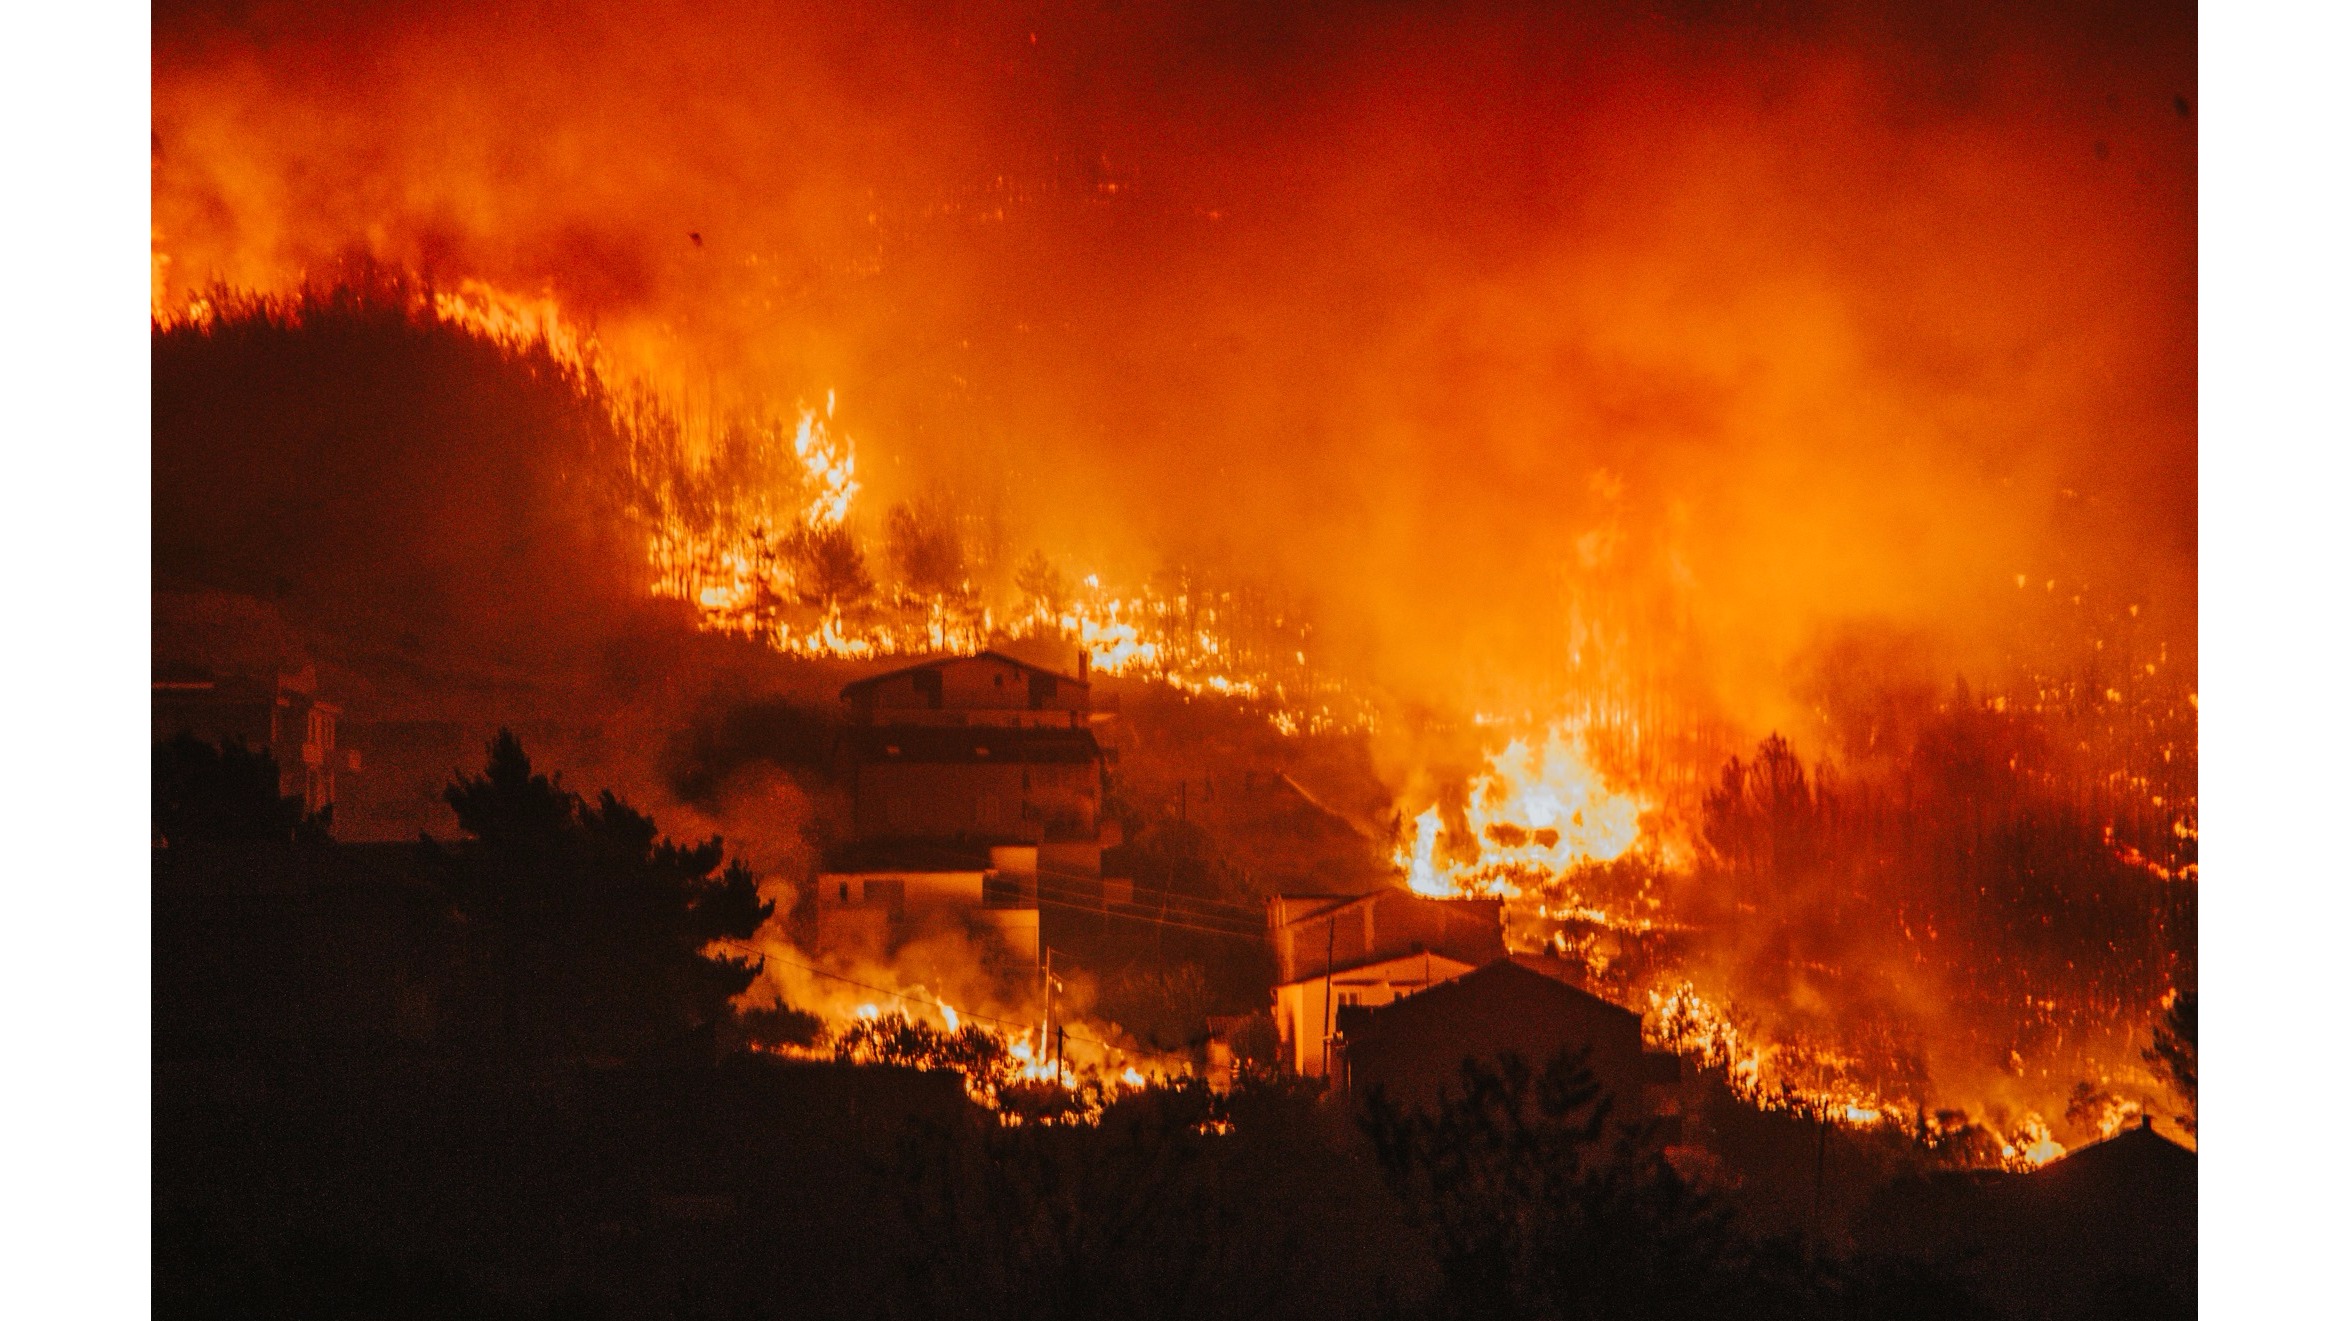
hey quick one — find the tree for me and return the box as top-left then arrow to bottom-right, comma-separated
436,730 -> 770,1058
1362,1050 -> 1788,1321
889,1086 -> 1302,1321
887,497 -> 967,598
785,520 -> 875,612
152,732 -> 329,847
1700,734 -> 1828,880
1115,818 -> 1240,904
1015,549 -> 1070,619
2145,990 -> 2196,1119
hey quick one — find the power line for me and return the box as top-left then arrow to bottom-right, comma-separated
1033,879 -> 1277,930
1026,876 -> 1266,933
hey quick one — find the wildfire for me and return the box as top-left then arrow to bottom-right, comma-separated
769,1000 -> 1180,1127
152,260 -> 2193,1172
152,250 -> 1378,732
1997,1115 -> 2067,1171
792,393 -> 859,528
1397,722 -> 1652,899
1641,980 -> 1912,1131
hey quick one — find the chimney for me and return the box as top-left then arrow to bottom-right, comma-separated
1078,648 -> 1089,682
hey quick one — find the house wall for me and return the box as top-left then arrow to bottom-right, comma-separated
850,655 -> 1090,725
1270,891 -> 1505,984
851,761 -> 1098,842
1341,966 -> 1651,1116
153,672 -> 344,814
1272,951 -> 1476,1079
812,868 -> 1040,962
815,869 -> 990,918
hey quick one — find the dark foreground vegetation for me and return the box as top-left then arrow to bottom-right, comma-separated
154,733 -> 2191,1320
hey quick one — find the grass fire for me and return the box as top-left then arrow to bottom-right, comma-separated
150,1 -> 2197,1317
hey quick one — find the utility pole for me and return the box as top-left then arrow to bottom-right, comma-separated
1320,914 -> 1337,1080
1042,947 -> 1063,1082
1810,1064 -> 1827,1257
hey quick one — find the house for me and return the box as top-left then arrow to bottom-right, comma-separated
835,726 -> 1106,852
840,649 -> 1097,730
813,837 -> 1042,963
815,652 -> 1111,964
1334,957 -> 1681,1121
153,662 -> 354,816
1856,1116 -> 2195,1317
1265,888 -> 1506,1078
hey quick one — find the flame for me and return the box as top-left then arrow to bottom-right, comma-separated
1998,1114 -> 2067,1170
1644,981 -> 1907,1132
1398,722 -> 1651,898
150,261 -> 2193,1169
790,402 -> 858,528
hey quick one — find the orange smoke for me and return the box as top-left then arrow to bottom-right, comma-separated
152,0 -> 2197,1154
153,0 -> 2196,725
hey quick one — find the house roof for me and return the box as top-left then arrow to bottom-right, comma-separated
1274,947 -> 1479,992
2032,1116 -> 2197,1185
1349,957 -> 1644,1034
836,726 -> 1103,765
1270,889 -> 1506,924
839,650 -> 1088,699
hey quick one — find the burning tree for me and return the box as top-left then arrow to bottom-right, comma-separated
2145,990 -> 2196,1123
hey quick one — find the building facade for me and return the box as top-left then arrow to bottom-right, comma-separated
1335,957 -> 1681,1123
1265,889 -> 1507,1078
814,651 -> 1108,965
153,663 -> 352,816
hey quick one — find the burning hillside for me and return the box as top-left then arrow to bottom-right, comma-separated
151,0 -> 2196,1168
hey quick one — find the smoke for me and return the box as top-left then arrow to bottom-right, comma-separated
154,0 -> 2196,725
151,0 -> 2197,1142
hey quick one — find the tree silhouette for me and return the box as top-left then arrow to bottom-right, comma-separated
1015,549 -> 1070,619
887,497 -> 968,599
785,521 -> 875,612
152,732 -> 329,847
436,730 -> 770,1058
889,1084 -> 1302,1321
1362,1050 -> 1790,1321
1700,733 -> 1828,881
2145,990 -> 2196,1119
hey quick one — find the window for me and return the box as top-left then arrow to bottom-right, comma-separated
913,670 -> 943,708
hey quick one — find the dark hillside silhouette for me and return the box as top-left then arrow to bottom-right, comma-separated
152,270 -> 650,667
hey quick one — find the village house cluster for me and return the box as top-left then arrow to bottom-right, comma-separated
812,649 -> 1692,1121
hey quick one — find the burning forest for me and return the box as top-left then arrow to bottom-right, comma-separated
148,1 -> 2199,1317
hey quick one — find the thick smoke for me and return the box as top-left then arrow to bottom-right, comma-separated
153,0 -> 2196,724
152,0 -> 2197,1141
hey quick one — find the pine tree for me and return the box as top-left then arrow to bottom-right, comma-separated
438,730 -> 771,1058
